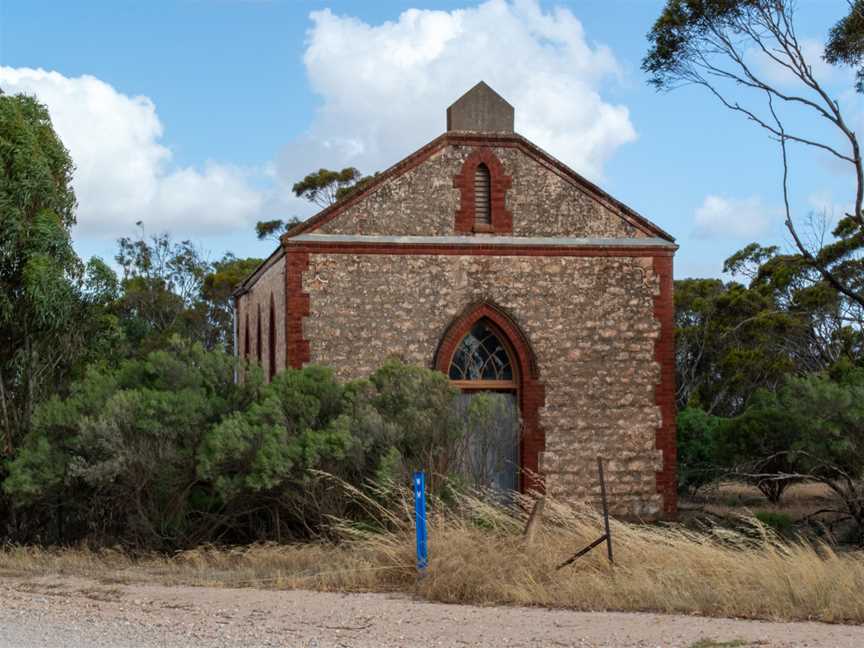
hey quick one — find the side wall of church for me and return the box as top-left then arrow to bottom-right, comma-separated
297,250 -> 672,518
236,255 -> 286,381
316,144 -> 647,239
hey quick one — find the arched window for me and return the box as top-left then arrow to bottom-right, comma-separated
474,163 -> 491,227
448,320 -> 516,389
268,293 -> 276,380
256,303 -> 262,364
244,310 -> 250,359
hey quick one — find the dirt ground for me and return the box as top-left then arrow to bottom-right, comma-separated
1,575 -> 862,648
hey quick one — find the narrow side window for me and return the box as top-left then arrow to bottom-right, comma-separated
256,303 -> 262,364
244,311 -> 250,358
268,293 -> 277,380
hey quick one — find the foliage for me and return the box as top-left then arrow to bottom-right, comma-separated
198,365 -> 353,498
675,276 -> 795,415
717,369 -> 864,538
201,254 -> 263,352
114,229 -> 209,354
3,353 -> 463,547
675,241 -> 862,417
254,217 -> 302,241
114,228 -> 260,355
644,1 -> 864,315
0,93 -> 113,456
253,167 -> 376,241
3,339 -> 256,547
6,497 -> 864,624
713,390 -> 801,503
363,359 -> 463,485
292,167 -> 375,209
677,407 -> 722,496
825,0 -> 864,93
754,510 -> 794,535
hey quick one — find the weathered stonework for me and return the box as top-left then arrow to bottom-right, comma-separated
300,251 -> 665,518
317,143 -> 643,239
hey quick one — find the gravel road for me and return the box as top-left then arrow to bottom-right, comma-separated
1,575 -> 861,647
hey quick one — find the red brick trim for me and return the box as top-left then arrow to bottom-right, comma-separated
286,239 -> 674,258
281,132 -> 675,243
285,251 -> 310,369
434,301 -> 546,494
453,148 -> 513,234
653,255 -> 677,518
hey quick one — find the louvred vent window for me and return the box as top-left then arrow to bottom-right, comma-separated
474,163 -> 491,226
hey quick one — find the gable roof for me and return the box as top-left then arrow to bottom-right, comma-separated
282,131 -> 674,244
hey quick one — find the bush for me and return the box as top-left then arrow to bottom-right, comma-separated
717,369 -> 864,541
3,338 -> 257,547
3,352 -> 465,548
714,391 -> 801,503
677,407 -> 722,496
754,511 -> 794,535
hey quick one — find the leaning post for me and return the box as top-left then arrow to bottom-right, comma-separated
597,456 -> 613,564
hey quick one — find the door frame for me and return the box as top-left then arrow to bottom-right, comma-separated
434,301 -> 546,493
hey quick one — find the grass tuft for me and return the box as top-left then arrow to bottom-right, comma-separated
2,484 -> 864,624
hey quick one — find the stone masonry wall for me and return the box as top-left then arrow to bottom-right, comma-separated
317,144 -> 644,239
301,252 -> 665,518
237,255 -> 286,382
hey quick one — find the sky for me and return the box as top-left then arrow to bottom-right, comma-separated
0,0 -> 859,279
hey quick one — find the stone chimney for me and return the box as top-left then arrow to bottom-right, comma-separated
446,81 -> 514,133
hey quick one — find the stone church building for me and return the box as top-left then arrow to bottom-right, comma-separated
234,82 -> 677,519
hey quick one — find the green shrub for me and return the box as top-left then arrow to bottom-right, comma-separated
754,511 -> 794,535
3,350 -> 467,548
677,407 -> 723,496
4,338 -> 257,547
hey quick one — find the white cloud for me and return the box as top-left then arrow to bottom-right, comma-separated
693,195 -> 774,239
0,66 -> 264,238
273,0 -> 636,196
1,2 -> 638,238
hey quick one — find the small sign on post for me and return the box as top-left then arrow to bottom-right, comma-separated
413,471 -> 428,572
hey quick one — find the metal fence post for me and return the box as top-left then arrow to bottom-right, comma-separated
597,456 -> 613,564
556,457 -> 614,569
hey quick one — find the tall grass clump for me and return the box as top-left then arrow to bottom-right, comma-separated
2,479 -> 864,624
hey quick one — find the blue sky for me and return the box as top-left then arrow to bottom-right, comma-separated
0,0 -> 857,278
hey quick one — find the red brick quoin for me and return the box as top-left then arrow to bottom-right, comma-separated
653,255 -> 677,518
453,148 -> 513,234
285,251 -> 310,369
434,301 -> 546,494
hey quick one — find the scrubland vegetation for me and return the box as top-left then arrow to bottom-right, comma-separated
3,485 -> 864,624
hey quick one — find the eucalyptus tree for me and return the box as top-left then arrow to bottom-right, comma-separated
0,93 -> 82,453
644,1 -> 864,313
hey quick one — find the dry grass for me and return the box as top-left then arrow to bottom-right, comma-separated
2,485 -> 864,624
684,481 -> 837,524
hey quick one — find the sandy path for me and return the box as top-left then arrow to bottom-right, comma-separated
0,575 -> 861,647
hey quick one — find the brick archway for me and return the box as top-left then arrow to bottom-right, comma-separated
435,301 -> 545,492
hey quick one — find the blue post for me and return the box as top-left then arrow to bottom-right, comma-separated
413,471 -> 428,572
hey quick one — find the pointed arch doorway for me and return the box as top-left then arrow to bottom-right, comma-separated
435,303 -> 546,494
